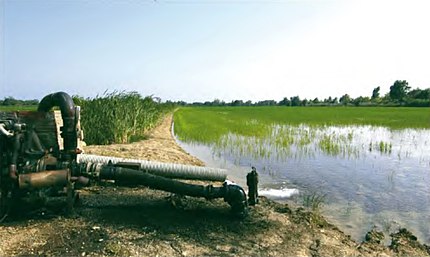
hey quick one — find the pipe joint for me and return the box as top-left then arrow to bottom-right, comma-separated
223,181 -> 248,218
38,92 -> 78,160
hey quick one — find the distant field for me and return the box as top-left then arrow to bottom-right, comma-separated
0,105 -> 37,111
174,106 -> 430,143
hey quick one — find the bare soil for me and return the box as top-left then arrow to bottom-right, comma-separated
83,114 -> 204,166
1,114 -> 429,256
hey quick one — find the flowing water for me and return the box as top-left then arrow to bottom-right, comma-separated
175,124 -> 430,243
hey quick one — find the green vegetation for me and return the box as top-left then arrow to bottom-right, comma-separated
174,106 -> 429,161
369,141 -> 393,154
302,191 -> 327,212
0,105 -> 37,111
174,106 -> 430,144
74,91 -> 174,145
0,92 -> 173,145
0,97 -> 39,107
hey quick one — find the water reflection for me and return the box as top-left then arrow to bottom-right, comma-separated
175,124 -> 430,243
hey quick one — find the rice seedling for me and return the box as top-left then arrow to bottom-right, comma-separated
174,106 -> 430,145
369,141 -> 393,154
318,134 -> 341,156
174,106 -> 428,162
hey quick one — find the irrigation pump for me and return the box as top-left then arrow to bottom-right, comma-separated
0,92 -> 248,222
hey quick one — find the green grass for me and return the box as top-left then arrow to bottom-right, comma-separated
174,106 -> 430,144
0,105 -> 37,111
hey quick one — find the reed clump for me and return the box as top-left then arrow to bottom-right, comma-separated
74,91 -> 173,145
302,191 -> 327,212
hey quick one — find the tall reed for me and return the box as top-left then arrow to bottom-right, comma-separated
74,91 -> 173,145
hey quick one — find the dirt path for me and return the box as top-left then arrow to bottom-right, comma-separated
84,113 -> 204,166
0,114 -> 429,256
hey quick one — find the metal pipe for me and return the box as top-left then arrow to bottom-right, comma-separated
101,165 -> 224,198
77,154 -> 227,182
9,133 -> 23,180
37,92 -> 77,159
30,130 -> 44,152
70,176 -> 90,187
23,131 -> 45,158
99,165 -> 247,217
18,169 -> 69,189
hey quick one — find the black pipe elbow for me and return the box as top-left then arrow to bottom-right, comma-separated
38,92 -> 77,159
223,182 -> 248,218
38,92 -> 75,118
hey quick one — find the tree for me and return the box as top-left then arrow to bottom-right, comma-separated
353,96 -> 364,106
312,98 -> 320,104
353,96 -> 371,106
332,97 -> 338,104
230,100 -> 243,106
339,94 -> 351,105
301,99 -> 308,106
2,97 -> 18,106
371,86 -> 380,101
290,96 -> 301,106
256,100 -> 277,106
323,96 -> 333,104
211,99 -> 222,106
244,100 -> 253,106
408,88 -> 430,100
279,97 -> 291,106
389,80 -> 411,102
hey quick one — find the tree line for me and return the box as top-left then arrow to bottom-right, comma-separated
0,97 -> 39,106
1,80 -> 429,107
177,80 -> 429,107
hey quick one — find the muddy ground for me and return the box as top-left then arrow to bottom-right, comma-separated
1,114 -> 429,256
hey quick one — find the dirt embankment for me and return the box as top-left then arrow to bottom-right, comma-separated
83,113 -> 204,166
0,114 -> 429,256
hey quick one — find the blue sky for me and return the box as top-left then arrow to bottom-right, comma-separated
1,0 -> 429,102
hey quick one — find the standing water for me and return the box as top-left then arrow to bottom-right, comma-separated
175,123 -> 430,243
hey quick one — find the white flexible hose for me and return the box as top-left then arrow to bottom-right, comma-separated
0,124 -> 13,137
77,154 -> 227,182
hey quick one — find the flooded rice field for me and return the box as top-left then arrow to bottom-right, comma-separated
176,124 -> 430,243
